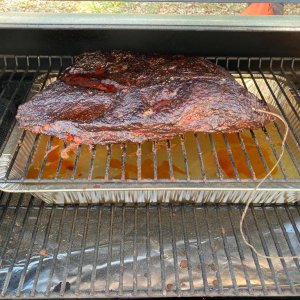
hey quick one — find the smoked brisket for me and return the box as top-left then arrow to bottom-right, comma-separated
16,51 -> 274,145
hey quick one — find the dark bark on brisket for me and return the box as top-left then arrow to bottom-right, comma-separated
16,51 -> 274,145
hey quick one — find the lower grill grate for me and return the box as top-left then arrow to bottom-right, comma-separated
0,192 -> 300,297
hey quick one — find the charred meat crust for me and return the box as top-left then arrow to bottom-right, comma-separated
17,51 -> 274,145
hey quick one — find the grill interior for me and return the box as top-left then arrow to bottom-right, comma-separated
0,55 -> 300,298
1,193 -> 300,298
0,56 -> 299,197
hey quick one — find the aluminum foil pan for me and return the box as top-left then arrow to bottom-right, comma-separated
0,72 -> 299,204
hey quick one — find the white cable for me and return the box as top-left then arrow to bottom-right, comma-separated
239,109 -> 300,260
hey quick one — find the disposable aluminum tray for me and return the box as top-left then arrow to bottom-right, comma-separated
0,56 -> 299,204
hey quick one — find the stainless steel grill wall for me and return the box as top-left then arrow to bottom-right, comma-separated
0,14 -> 300,56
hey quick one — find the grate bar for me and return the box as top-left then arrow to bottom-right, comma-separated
257,67 -> 300,146
0,191 -> 4,205
236,67 -> 271,179
21,134 -> 40,179
237,61 -> 289,179
245,67 -> 300,175
0,55 -> 72,69
118,204 -> 126,296
3,130 -> 27,179
274,207 -> 300,272
0,65 -> 28,129
60,207 -> 78,296
90,206 -> 103,293
223,133 -> 240,180
169,205 -> 180,294
38,136 -> 54,180
192,206 -> 209,293
269,63 -> 300,123
71,145 -> 82,179
237,62 -> 299,178
121,144 -> 126,180
235,69 -> 259,180
0,55 -> 8,79
45,207 -> 67,296
30,205 -> 57,297
237,206 -> 268,294
0,70 -> 16,97
88,146 -> 96,180
132,205 -> 138,295
3,60 -> 56,179
262,127 -> 287,179
0,194 -> 24,270
15,201 -> 45,296
208,134 -> 223,180
104,145 -> 111,181
166,140 -> 175,180
285,206 -> 300,245
291,58 -> 300,80
0,196 -> 33,296
272,122 -> 300,176
227,207 -> 253,294
55,140 -> 67,179
280,60 -> 300,103
295,206 -> 300,231
262,206 -> 296,293
157,205 -> 167,294
32,61 -> 65,179
249,129 -> 272,179
180,205 -> 194,293
204,206 -> 223,293
279,64 -> 300,106
145,204 -> 152,294
75,206 -> 91,294
105,206 -> 114,295
137,144 -> 142,181
250,206 -> 282,293
237,132 -> 257,180
216,206 -> 238,292
180,135 -> 190,180
194,133 -> 206,180
0,61 -> 18,123
152,142 -> 158,180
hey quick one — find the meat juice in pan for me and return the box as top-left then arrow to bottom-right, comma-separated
26,124 -> 299,180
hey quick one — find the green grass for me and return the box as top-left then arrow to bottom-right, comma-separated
90,1 -> 125,14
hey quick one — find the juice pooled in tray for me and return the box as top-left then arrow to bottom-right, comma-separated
27,125 -> 299,180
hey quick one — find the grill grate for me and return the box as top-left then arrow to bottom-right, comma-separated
0,192 -> 300,297
0,56 -> 299,193
0,56 -> 72,153
1,56 -> 300,297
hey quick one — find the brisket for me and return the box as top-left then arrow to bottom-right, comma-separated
16,51 -> 274,145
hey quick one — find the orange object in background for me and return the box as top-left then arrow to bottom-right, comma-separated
241,3 -> 275,15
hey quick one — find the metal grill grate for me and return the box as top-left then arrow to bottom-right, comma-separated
0,192 -> 300,297
1,55 -> 300,298
0,56 -> 299,194
0,56 -> 71,150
